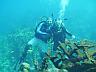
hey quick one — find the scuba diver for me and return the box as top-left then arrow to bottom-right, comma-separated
27,17 -> 53,70
43,18 -> 76,70
50,18 -> 75,52
28,17 -> 52,68
14,17 -> 53,72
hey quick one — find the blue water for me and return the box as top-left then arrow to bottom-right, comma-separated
0,0 -> 96,39
0,0 -> 96,71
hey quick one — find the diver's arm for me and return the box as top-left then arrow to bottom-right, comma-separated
62,24 -> 75,38
37,22 -> 47,35
61,24 -> 72,36
65,29 -> 72,36
66,29 -> 75,39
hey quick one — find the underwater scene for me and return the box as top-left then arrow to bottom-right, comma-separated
0,0 -> 96,72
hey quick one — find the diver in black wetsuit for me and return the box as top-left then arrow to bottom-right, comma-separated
14,17 -> 53,71
46,18 -> 76,69
50,18 -> 75,52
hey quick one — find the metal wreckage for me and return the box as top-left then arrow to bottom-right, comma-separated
15,39 -> 96,72
51,39 -> 96,72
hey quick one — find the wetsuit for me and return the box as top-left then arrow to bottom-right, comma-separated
51,23 -> 72,51
35,21 -> 52,43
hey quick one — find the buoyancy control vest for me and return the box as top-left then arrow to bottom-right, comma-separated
35,21 -> 51,43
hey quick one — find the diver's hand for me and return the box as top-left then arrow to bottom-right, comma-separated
72,35 -> 75,39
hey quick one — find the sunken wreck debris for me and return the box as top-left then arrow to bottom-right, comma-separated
18,39 -> 96,72
46,39 -> 96,72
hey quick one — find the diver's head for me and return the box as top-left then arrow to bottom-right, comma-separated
55,18 -> 62,24
55,18 -> 63,27
47,17 -> 53,24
